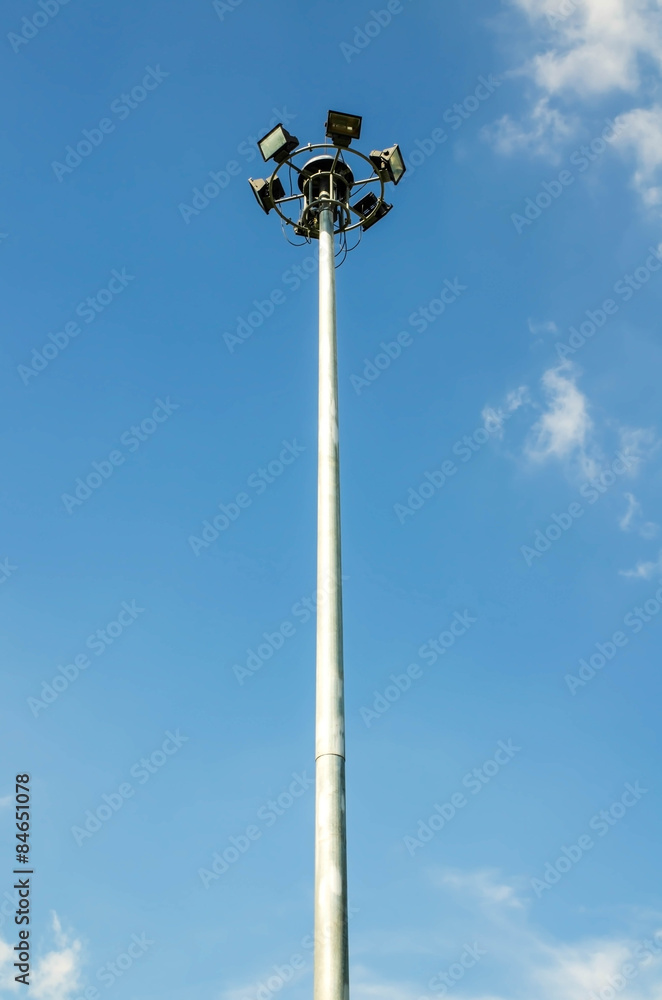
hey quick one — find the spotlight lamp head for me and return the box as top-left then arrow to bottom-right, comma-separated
249,176 -> 286,214
325,110 -> 363,148
258,123 -> 299,163
369,144 -> 406,185
352,191 -> 393,231
247,110 -> 403,243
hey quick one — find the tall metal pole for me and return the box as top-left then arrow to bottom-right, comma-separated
314,200 -> 349,1000
249,116 -> 404,999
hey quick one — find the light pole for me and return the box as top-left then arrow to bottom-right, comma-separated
249,111 -> 406,1000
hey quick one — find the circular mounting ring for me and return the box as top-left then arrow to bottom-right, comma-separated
268,143 -> 386,237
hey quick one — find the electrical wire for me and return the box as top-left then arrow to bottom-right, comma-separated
277,148 -> 373,258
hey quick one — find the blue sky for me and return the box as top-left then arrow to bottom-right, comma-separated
2,0 -> 662,998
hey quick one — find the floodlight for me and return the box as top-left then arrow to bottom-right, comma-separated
258,123 -> 299,163
369,144 -> 406,185
352,192 -> 392,230
249,176 -> 286,214
325,110 -> 362,148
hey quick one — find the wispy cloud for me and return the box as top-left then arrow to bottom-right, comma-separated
620,549 -> 662,580
528,318 -> 558,336
619,492 -> 659,538
484,97 -> 576,158
617,426 -> 659,476
612,105 -> 662,208
525,362 -> 598,476
433,867 -> 526,910
483,386 -> 530,439
350,867 -> 662,1000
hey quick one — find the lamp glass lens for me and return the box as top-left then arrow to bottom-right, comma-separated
388,147 -> 406,183
327,111 -> 362,138
259,125 -> 287,162
249,179 -> 269,213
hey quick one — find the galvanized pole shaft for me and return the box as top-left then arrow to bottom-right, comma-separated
313,202 -> 349,1000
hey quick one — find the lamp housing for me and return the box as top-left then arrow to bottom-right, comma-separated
249,176 -> 286,214
352,192 -> 392,231
369,144 -> 406,185
258,124 -> 299,163
325,110 -> 362,148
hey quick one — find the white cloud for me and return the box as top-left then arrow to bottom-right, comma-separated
350,969 -> 419,1000
618,425 -> 660,476
525,362 -> 598,476
612,106 -> 662,206
0,936 -> 18,993
0,913 -> 84,1000
351,867 -> 662,1000
511,0 -> 662,97
222,942 -> 309,1000
484,98 -> 576,157
620,491 -> 641,531
491,1 -> 662,209
530,938 -> 636,1000
483,386 -> 530,439
508,367 -> 656,486
620,549 -> 662,579
433,868 -> 526,910
528,318 -> 558,336
619,492 -> 659,538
